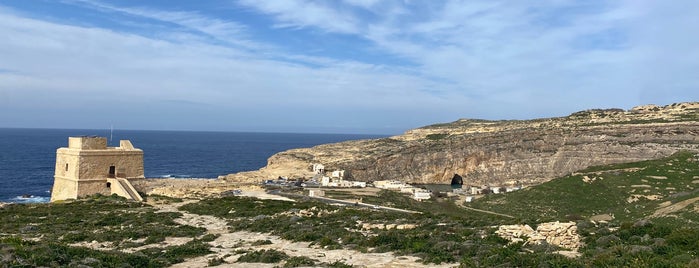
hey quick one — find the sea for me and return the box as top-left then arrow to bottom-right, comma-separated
0,128 -> 385,204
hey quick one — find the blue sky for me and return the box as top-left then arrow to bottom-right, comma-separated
0,0 -> 697,134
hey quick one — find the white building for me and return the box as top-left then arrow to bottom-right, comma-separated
412,189 -> 432,201
505,186 -> 522,192
331,170 -> 345,178
321,176 -> 331,186
321,176 -> 366,188
351,181 -> 367,187
400,186 -> 416,193
308,189 -> 325,197
452,188 -> 466,195
374,180 -> 408,190
312,163 -> 325,174
470,187 -> 480,195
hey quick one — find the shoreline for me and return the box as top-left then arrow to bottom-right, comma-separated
1,177 -> 240,204
1,195 -> 51,204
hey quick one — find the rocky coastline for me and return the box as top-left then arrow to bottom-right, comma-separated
223,102 -> 699,186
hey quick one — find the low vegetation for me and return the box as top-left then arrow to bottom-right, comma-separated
183,151 -> 699,266
180,192 -> 566,264
232,249 -> 327,267
576,220 -> 699,267
283,255 -> 318,267
468,151 -> 699,223
2,152 -> 697,266
2,194 -> 204,246
146,194 -> 184,204
467,151 -> 699,266
425,133 -> 449,141
236,249 -> 289,263
0,194 -> 209,267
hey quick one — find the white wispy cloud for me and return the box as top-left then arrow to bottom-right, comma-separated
0,5 -> 455,133
63,0 -> 265,50
1,0 -> 697,133
342,0 -> 381,10
237,0 -> 360,33
237,0 -> 699,112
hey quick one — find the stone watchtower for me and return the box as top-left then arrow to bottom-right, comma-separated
50,136 -> 144,202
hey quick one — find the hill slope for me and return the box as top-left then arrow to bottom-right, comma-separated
225,102 -> 699,186
468,150 -> 699,224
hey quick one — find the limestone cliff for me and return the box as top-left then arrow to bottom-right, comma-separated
224,102 -> 699,186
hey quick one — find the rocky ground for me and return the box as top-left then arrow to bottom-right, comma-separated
163,198 -> 454,268
91,183 -> 459,267
649,196 -> 699,218
130,178 -> 247,199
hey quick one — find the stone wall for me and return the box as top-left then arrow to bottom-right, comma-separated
69,136 -> 107,149
51,137 -> 144,202
76,152 -> 144,179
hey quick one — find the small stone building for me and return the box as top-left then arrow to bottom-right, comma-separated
50,136 -> 144,202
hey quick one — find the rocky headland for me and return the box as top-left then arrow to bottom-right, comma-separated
224,102 -> 699,186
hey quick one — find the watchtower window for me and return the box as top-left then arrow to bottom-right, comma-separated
109,166 -> 116,178
65,163 -> 69,171
106,182 -> 111,188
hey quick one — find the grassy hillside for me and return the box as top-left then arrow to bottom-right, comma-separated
468,150 -> 699,224
466,151 -> 699,267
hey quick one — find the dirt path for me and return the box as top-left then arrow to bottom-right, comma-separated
156,198 -> 456,268
173,231 -> 454,268
157,200 -> 229,234
648,196 -> 699,218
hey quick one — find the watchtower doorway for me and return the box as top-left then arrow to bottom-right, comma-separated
109,166 -> 116,178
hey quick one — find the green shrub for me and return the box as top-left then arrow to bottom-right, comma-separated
326,260 -> 354,267
200,234 -> 219,242
236,249 -> 289,263
208,256 -> 226,266
0,236 -> 160,267
283,256 -> 317,267
665,227 -> 699,251
0,196 -> 205,245
426,133 -> 449,141
250,239 -> 273,246
147,194 -> 184,203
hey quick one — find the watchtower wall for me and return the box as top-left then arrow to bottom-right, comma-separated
51,136 -> 144,202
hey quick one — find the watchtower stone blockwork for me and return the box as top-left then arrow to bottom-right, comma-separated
50,136 -> 144,202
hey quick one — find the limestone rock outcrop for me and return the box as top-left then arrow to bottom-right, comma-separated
224,102 -> 699,186
357,221 -> 417,230
130,178 -> 254,199
496,221 -> 581,250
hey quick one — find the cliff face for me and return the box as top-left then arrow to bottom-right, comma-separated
225,102 -> 699,186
